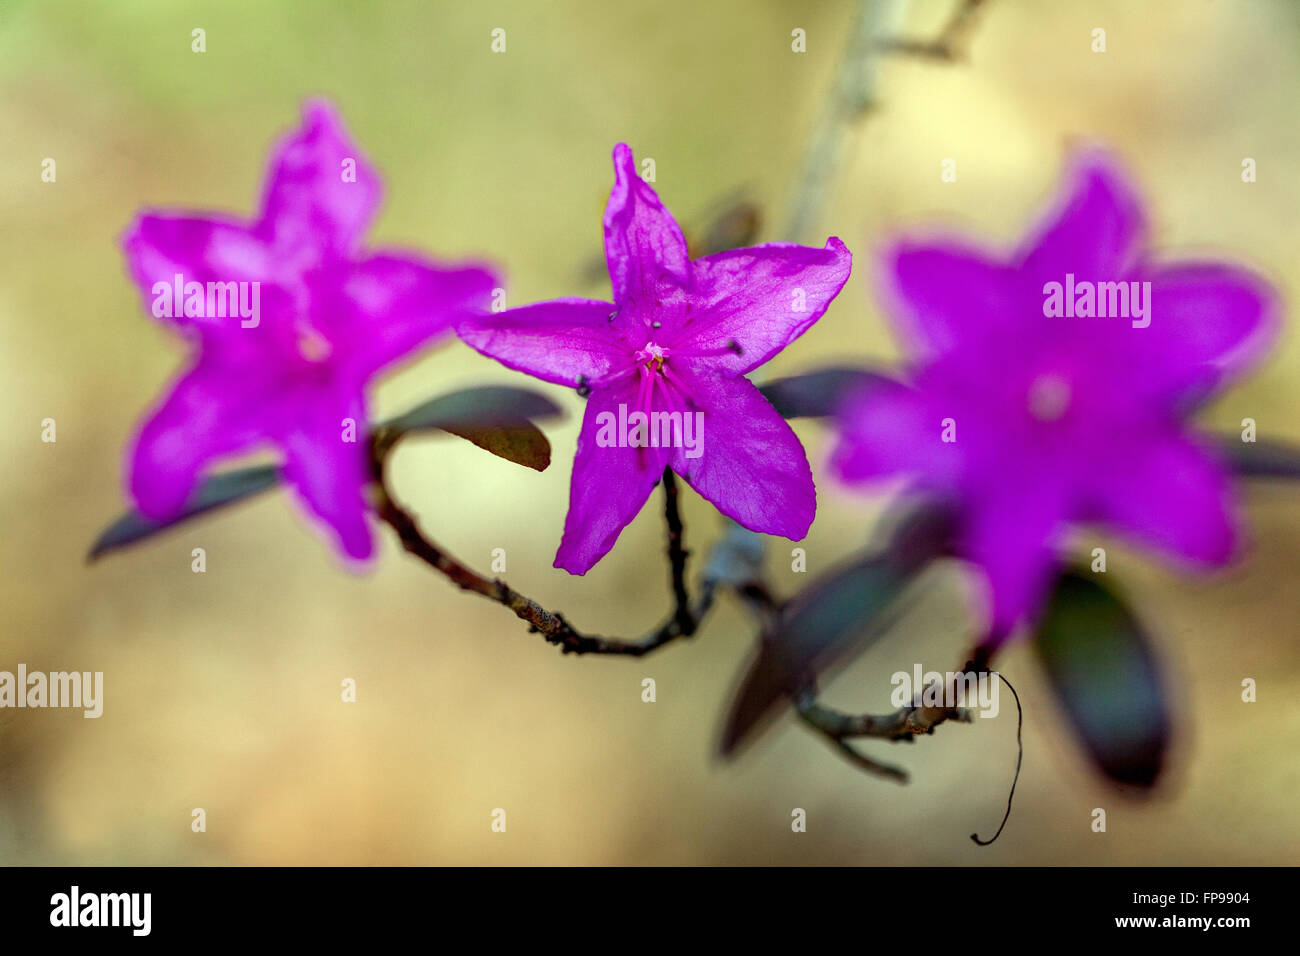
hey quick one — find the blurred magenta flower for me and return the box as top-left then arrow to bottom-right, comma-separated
122,100 -> 498,560
831,149 -> 1278,643
459,144 -> 852,573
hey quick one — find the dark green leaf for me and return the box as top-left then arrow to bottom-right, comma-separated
758,367 -> 894,419
381,385 -> 561,433
1216,435 -> 1300,479
88,464 -> 281,562
719,505 -> 953,756
380,386 -> 562,470
1033,572 -> 1170,789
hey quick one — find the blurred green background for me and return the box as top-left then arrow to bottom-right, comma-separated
2,0 -> 1298,864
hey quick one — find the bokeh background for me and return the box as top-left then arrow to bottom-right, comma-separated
2,0 -> 1299,865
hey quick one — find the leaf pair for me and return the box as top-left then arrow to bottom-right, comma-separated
88,385 -> 561,561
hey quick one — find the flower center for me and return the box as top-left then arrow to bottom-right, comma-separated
295,322 -> 333,363
1027,373 -> 1071,422
638,341 -> 669,373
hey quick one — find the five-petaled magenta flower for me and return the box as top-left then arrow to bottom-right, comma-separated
831,149 -> 1279,643
458,144 -> 852,574
122,100 -> 498,560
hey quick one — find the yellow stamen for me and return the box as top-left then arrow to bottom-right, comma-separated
296,323 -> 333,363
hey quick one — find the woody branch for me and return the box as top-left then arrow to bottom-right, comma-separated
371,432 -> 712,656
793,649 -> 992,782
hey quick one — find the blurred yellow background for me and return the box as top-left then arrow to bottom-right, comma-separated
1,0 -> 1298,864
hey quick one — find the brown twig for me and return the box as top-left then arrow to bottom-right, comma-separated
792,648 -> 992,782
372,434 -> 712,656
797,691 -> 974,742
822,737 -> 911,783
877,0 -> 988,61
662,470 -> 696,635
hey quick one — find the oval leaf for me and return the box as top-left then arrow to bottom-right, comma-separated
435,421 -> 551,472
380,386 -> 561,470
758,367 -> 894,419
1032,572 -> 1170,789
719,505 -> 952,756
88,464 -> 281,562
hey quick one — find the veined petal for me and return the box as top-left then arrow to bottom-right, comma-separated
1018,148 -> 1147,284
278,385 -> 374,561
676,238 -> 852,375
1130,263 -> 1279,406
340,252 -> 499,376
122,214 -> 273,331
129,361 -> 278,519
876,238 -> 1019,359
1082,432 -> 1238,566
555,379 -> 669,574
457,298 -> 631,388
257,99 -> 381,264
603,143 -> 691,308
666,370 -> 815,540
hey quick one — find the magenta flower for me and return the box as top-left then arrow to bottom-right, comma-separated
831,149 -> 1278,643
122,100 -> 498,560
458,144 -> 852,573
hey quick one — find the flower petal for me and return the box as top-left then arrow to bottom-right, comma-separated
122,214 -> 273,331
1083,433 -> 1238,566
339,252 -> 499,376
666,370 -> 815,540
129,362 -> 277,519
1018,148 -> 1147,283
829,377 -> 963,489
876,238 -> 1019,359
603,143 -> 691,308
457,298 -> 631,388
677,238 -> 852,375
963,476 -> 1068,644
555,379 -> 669,574
278,386 -> 374,561
1130,263 -> 1279,405
257,100 -> 381,265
